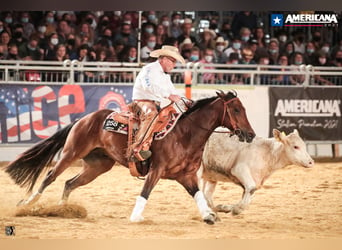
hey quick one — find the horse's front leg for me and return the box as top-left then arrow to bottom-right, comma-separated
130,167 -> 163,222
177,173 -> 216,225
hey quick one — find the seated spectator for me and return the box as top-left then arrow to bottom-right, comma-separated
267,38 -> 280,65
0,30 -> 11,48
256,52 -> 272,85
118,45 -> 138,82
275,29 -> 289,53
9,24 -> 27,49
185,46 -> 200,64
113,23 -> 137,48
18,35 -> 43,60
45,44 -> 69,82
75,44 -> 96,82
223,36 -> 242,59
179,37 -> 194,62
213,36 -> 229,64
292,29 -> 306,54
311,30 -> 323,50
65,33 -> 79,60
159,14 -> 171,36
170,12 -> 183,39
289,52 -> 306,85
253,27 -> 266,48
320,41 -> 332,58
141,22 -> 156,47
6,43 -> 20,60
239,27 -> 252,47
271,54 -> 291,85
177,18 -> 198,46
44,11 -> 57,36
95,14 -> 111,41
197,28 -> 216,51
312,50 -> 334,85
19,12 -> 36,40
219,21 -> 233,42
6,44 -> 20,79
145,11 -> 158,25
140,33 -> 157,62
304,41 -> 316,65
43,32 -> 59,60
94,47 -> 112,82
2,12 -> 14,35
155,24 -> 168,49
240,47 -> 255,65
238,46 -> 256,84
76,22 -> 95,47
282,41 -> 295,58
199,47 -> 216,83
57,19 -> 74,44
223,52 -> 241,84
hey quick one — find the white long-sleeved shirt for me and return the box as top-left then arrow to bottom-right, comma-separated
132,60 -> 178,105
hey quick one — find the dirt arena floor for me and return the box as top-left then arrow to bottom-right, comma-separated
0,160 -> 341,239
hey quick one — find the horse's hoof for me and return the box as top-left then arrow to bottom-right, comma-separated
203,213 -> 216,225
17,199 -> 26,207
130,214 -> 144,223
216,204 -> 232,213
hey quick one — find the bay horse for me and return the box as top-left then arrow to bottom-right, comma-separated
4,91 -> 255,225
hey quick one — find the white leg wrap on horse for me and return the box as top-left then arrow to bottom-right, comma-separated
194,191 -> 212,218
130,196 -> 147,222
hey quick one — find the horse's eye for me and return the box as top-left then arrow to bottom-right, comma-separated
234,108 -> 240,113
294,146 -> 299,150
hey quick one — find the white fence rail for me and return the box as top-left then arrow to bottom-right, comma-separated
1,59 -> 342,86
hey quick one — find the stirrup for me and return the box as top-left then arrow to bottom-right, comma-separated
134,150 -> 152,161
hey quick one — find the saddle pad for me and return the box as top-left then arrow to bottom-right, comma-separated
103,118 -> 129,134
103,111 -> 182,139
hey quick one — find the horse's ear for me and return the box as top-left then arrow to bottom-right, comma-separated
216,90 -> 225,99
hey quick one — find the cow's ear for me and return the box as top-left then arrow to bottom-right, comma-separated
273,129 -> 286,143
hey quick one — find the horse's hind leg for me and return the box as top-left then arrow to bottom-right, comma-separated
176,173 -> 216,225
21,154 -> 77,206
59,154 -> 115,205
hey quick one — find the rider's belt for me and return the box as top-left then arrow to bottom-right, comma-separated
134,99 -> 161,106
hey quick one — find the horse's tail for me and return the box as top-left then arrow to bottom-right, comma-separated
4,120 -> 78,192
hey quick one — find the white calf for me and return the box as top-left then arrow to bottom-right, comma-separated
198,129 -> 314,215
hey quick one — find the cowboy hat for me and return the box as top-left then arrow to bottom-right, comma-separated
202,28 -> 217,39
150,45 -> 186,65
179,38 -> 194,50
215,36 -> 229,48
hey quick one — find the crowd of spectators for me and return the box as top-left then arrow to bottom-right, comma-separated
0,11 -> 341,85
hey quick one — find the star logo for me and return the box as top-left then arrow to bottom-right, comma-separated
271,14 -> 284,27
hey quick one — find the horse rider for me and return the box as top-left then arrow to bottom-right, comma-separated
130,45 -> 186,161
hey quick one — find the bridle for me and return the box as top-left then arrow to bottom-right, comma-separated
178,96 -> 240,135
220,97 -> 239,131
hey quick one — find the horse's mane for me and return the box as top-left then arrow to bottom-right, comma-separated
180,91 -> 237,119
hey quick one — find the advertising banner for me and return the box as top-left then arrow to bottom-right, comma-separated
269,87 -> 342,141
0,84 -> 132,144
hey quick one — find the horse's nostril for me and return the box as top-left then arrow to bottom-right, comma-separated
234,129 -> 242,136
